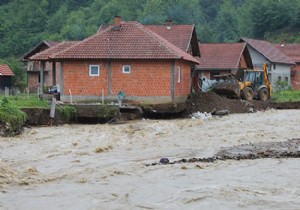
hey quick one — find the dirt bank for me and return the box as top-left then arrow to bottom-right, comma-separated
144,92 -> 300,118
2,92 -> 300,137
183,92 -> 300,115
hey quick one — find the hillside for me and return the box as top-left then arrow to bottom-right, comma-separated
0,0 -> 299,59
0,0 -> 299,91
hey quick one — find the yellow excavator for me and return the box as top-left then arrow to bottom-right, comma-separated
212,64 -> 272,101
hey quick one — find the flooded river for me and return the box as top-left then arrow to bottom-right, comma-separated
1,109 -> 300,210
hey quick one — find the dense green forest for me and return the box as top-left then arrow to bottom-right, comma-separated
0,0 -> 299,89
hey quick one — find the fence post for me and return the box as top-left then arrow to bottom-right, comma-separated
4,87 -> 9,97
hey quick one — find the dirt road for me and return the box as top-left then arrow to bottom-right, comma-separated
1,109 -> 300,209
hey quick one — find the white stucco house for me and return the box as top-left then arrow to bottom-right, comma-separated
241,38 -> 295,91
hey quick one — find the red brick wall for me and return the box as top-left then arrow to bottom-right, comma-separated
111,60 -> 172,96
27,73 -> 39,92
291,64 -> 300,90
63,59 -> 192,98
64,60 -> 108,96
174,60 -> 191,97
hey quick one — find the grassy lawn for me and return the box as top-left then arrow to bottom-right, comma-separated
271,90 -> 300,102
0,94 -> 50,108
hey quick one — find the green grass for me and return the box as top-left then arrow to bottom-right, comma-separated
271,90 -> 300,102
0,94 -> 50,108
0,97 -> 27,135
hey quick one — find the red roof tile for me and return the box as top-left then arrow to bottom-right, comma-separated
22,40 -> 61,60
0,64 -> 14,76
29,41 -> 78,61
145,25 -> 194,52
274,44 -> 300,63
242,38 -> 295,65
99,23 -> 200,56
196,43 -> 247,69
52,21 -> 199,64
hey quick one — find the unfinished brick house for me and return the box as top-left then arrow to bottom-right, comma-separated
22,41 -> 61,92
29,17 -> 200,104
275,43 -> 300,90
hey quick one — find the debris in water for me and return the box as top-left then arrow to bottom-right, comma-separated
190,111 -> 212,120
159,158 -> 169,164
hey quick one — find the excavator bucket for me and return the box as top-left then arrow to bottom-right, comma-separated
212,76 -> 240,99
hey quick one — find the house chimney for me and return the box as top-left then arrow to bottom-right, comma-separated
114,16 -> 121,27
280,40 -> 285,48
165,19 -> 173,30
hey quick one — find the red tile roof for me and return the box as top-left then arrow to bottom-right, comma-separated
274,44 -> 300,63
196,43 -> 247,69
0,64 -> 14,76
22,40 -> 61,60
99,23 -> 200,56
145,25 -> 199,55
242,38 -> 295,65
52,21 -> 199,64
29,41 -> 78,61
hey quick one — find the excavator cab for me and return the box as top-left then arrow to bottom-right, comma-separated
212,64 -> 272,101
240,64 -> 272,101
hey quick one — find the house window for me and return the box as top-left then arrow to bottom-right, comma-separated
285,77 -> 288,82
273,64 -> 276,70
89,65 -> 99,76
177,66 -> 181,83
278,76 -> 281,81
122,65 -> 131,73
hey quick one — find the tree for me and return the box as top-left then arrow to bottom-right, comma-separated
47,5 -> 68,35
241,0 -> 298,39
60,9 -> 95,40
214,0 -> 240,42
139,0 -> 165,24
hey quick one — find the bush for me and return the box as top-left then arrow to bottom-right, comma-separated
0,97 -> 27,136
274,80 -> 288,92
61,105 -> 77,122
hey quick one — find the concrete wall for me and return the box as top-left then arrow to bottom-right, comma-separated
268,63 -> 291,91
60,59 -> 192,104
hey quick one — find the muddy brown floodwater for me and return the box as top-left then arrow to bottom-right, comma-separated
1,109 -> 300,210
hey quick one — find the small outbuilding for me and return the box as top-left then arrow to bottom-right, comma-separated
0,64 -> 14,91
